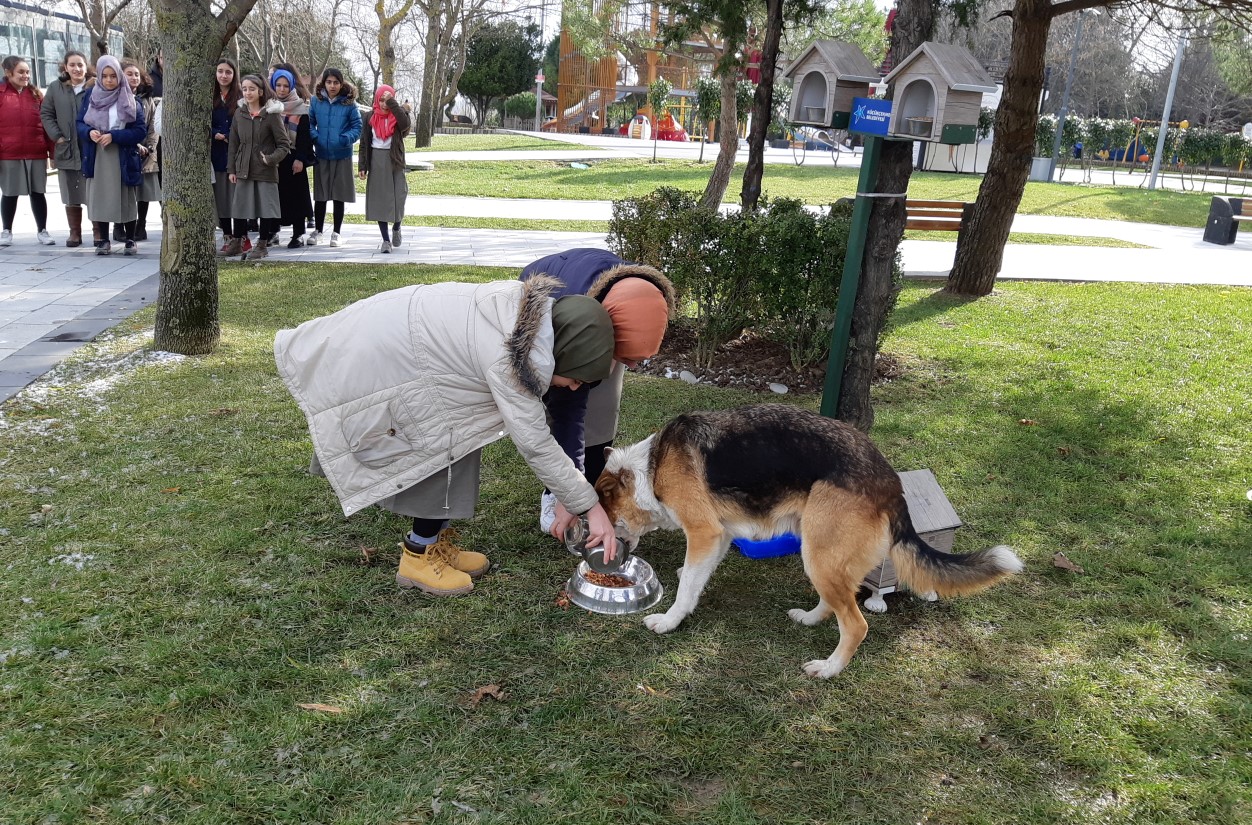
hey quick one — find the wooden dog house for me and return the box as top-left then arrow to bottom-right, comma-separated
882,42 -> 996,144
862,469 -> 962,612
783,40 -> 881,130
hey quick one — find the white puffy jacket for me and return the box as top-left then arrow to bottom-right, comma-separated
274,276 -> 598,516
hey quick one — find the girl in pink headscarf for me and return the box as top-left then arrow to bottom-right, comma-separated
357,84 -> 411,253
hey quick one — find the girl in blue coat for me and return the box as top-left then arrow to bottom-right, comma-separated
76,55 -> 145,255
306,68 -> 360,247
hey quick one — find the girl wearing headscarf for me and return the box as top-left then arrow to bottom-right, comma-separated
0,56 -> 55,247
223,74 -> 290,260
40,50 -> 93,246
121,59 -> 161,241
268,64 -> 314,248
358,84 -> 411,253
274,277 -> 619,597
76,55 -> 145,255
306,68 -> 359,247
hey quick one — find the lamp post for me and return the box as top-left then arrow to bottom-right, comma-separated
1148,32 -> 1187,191
1047,9 -> 1088,182
534,0 -> 547,132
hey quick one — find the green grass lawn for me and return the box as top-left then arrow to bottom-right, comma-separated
425,134 -> 596,152
394,159 -> 1214,228
2,265 -> 1249,823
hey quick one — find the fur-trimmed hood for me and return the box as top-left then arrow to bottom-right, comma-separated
506,274 -> 561,398
586,263 -> 676,318
238,97 -> 285,115
316,82 -> 357,104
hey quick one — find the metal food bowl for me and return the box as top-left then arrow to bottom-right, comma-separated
566,555 -> 664,615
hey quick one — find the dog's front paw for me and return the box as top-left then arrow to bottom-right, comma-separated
644,612 -> 682,634
802,658 -> 845,679
787,607 -> 824,626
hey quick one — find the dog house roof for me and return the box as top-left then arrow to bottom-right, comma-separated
782,40 -> 880,84
883,42 -> 996,93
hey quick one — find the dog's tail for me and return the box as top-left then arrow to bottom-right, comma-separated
888,526 -> 1023,598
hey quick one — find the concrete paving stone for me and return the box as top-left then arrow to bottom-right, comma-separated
19,339 -> 86,358
17,306 -> 90,327
0,351 -> 72,382
0,324 -> 60,349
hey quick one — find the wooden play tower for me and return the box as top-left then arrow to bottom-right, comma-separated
552,1 -> 714,133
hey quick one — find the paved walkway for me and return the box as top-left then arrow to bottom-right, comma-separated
3,173 -> 1250,402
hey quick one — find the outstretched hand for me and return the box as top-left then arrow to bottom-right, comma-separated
549,501 -> 617,561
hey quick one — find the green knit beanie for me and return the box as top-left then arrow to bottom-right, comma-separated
550,295 -> 615,383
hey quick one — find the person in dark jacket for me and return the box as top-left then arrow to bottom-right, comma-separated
40,50 -> 93,246
148,48 -> 163,98
211,58 -> 242,252
358,84 -> 411,253
306,67 -> 360,247
519,248 -> 675,540
0,56 -> 55,246
223,74 -> 290,261
76,55 -> 145,255
269,63 -> 314,248
121,59 -> 160,241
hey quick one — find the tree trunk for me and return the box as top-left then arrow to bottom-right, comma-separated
836,0 -> 936,431
740,0 -> 783,211
413,11 -> 444,148
151,0 -> 258,355
946,0 -> 1052,297
700,69 -> 740,210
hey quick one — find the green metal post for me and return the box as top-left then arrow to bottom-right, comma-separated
819,134 -> 883,418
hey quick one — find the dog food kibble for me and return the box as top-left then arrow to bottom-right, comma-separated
584,571 -> 635,588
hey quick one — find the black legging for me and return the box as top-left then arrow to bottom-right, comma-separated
233,217 -> 279,239
411,518 -> 447,541
377,221 -> 401,242
95,220 -> 135,241
314,200 -> 344,234
1,193 -> 47,231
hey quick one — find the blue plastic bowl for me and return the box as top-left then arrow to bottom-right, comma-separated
734,533 -> 802,559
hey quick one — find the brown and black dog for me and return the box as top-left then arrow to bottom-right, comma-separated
595,404 -> 1023,678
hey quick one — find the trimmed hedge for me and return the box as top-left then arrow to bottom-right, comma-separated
608,188 -> 902,370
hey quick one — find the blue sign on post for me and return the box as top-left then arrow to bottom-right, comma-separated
849,97 -> 892,137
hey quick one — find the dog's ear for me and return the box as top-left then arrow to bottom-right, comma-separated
603,446 -> 614,460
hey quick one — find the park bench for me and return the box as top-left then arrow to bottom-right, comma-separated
1202,197 -> 1248,245
905,199 -> 973,232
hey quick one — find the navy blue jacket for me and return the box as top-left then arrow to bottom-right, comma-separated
76,90 -> 146,186
210,100 -> 234,172
521,249 -> 632,471
308,92 -> 361,162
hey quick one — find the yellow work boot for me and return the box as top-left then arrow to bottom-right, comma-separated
395,542 -> 473,596
408,528 -> 490,579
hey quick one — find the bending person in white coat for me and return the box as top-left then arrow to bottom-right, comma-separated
274,275 -> 618,596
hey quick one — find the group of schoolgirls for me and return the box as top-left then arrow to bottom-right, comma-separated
211,59 -> 411,260
0,52 -> 161,254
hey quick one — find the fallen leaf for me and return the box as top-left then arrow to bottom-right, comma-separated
1052,552 -> 1085,574
358,546 -> 378,566
40,504 -> 53,513
209,407 -> 239,417
296,702 -> 344,714
162,487 -> 181,494
635,683 -> 671,698
1018,419 -> 1037,427
469,684 -> 505,707
1056,446 -> 1071,456
554,589 -> 570,609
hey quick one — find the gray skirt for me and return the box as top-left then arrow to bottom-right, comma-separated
58,169 -> 86,205
365,151 -> 407,222
0,159 -> 47,196
213,174 -> 233,219
231,179 -> 281,220
585,360 -> 626,446
310,449 -> 482,520
313,157 -> 356,203
140,171 -> 162,202
85,147 -> 138,224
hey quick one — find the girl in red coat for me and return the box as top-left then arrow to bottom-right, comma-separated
0,56 -> 56,247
